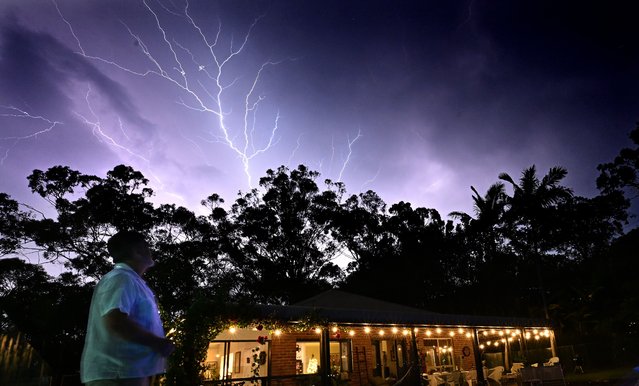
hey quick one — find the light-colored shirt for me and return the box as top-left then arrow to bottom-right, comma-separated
81,263 -> 166,382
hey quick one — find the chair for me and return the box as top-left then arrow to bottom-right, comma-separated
543,357 -> 560,367
466,370 -> 477,386
511,363 -> 524,374
487,366 -> 504,386
447,371 -> 462,386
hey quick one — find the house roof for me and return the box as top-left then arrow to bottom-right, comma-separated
254,290 -> 550,328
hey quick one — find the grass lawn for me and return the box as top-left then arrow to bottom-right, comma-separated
565,366 -> 639,385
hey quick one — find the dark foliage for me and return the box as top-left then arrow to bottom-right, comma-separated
1,123 -> 639,384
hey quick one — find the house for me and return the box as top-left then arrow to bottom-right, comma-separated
202,290 -> 556,386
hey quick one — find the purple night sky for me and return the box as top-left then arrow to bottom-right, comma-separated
1,0 -> 638,220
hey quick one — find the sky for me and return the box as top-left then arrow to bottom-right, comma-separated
1,0 -> 638,221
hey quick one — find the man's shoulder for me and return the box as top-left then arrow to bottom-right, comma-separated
98,266 -> 139,288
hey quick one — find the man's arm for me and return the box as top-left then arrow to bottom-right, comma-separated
103,309 -> 175,356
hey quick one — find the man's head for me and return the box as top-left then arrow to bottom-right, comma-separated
107,231 -> 154,273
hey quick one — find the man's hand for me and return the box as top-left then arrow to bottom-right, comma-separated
104,309 -> 175,356
153,338 -> 176,357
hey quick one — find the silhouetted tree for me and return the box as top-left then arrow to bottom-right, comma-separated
449,183 -> 507,282
499,165 -> 573,319
224,165 -> 343,304
0,258 -> 91,384
597,123 -> 639,201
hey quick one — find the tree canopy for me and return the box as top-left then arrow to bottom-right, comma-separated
1,124 -> 638,384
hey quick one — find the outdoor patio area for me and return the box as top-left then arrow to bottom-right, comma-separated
202,291 -> 562,386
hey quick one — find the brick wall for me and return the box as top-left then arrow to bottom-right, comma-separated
215,326 -> 482,386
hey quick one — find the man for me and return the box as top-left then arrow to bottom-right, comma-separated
81,231 -> 175,385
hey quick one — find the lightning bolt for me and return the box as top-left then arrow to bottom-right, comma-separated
457,0 -> 475,30
360,166 -> 381,192
0,106 -> 63,165
337,128 -> 362,182
287,134 -> 303,167
54,0 -> 284,188
73,86 -> 150,164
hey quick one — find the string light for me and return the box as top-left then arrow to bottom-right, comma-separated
392,327 -> 399,334
379,330 -> 385,336
482,331 -> 488,336
332,326 -> 338,333
364,327 -> 371,334
229,326 -> 237,334
402,330 -> 409,336
315,328 -> 321,334
449,331 -> 455,337
426,330 -> 432,336
436,328 -> 442,334
534,335 -> 540,341
479,344 -> 485,349
349,330 -> 355,336
274,329 -> 282,336
458,328 -> 464,334
465,332 -> 472,338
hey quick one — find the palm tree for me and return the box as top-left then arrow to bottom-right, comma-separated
499,165 -> 573,319
449,182 -> 507,280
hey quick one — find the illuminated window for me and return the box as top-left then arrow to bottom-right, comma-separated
296,340 -> 353,375
296,341 -> 321,374
204,341 -> 269,381
423,338 -> 454,372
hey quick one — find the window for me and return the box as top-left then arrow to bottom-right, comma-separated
296,340 -> 352,375
423,338 -> 454,372
331,341 -> 352,373
296,341 -> 320,374
204,341 -> 269,381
